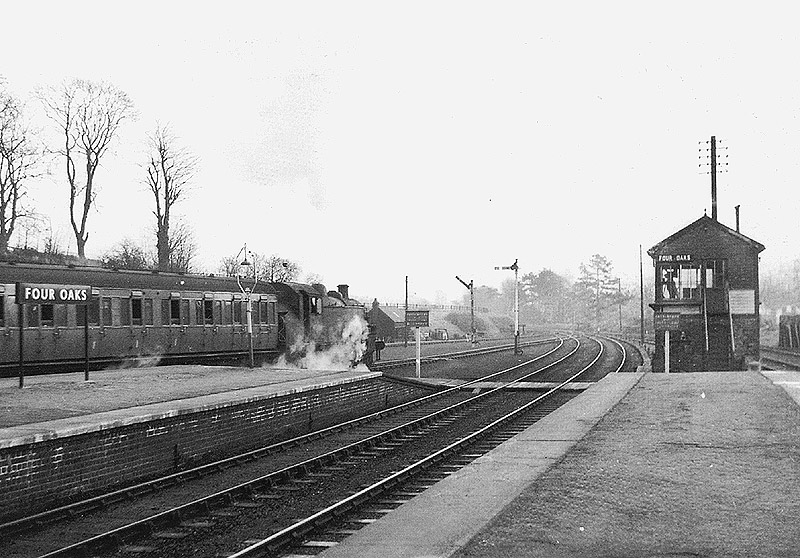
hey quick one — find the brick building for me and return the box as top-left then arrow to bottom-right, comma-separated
648,214 -> 764,372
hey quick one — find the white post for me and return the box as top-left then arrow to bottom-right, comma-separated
415,326 -> 421,378
246,291 -> 254,368
665,330 -> 670,374
514,263 -> 520,354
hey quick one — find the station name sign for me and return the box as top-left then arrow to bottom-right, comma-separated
15,283 -> 92,305
657,254 -> 693,262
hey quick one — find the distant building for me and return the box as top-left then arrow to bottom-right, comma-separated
367,299 -> 407,341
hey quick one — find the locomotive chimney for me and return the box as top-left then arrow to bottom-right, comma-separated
735,204 -> 740,232
337,284 -> 349,300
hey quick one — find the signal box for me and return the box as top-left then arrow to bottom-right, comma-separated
648,214 -> 764,372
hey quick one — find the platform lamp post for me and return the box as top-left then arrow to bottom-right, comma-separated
495,259 -> 521,355
455,276 -> 476,344
236,243 -> 258,368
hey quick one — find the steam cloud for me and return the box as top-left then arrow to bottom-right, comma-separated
271,314 -> 370,371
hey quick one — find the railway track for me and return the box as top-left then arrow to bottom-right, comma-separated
761,346 -> 800,371
0,334 -> 632,558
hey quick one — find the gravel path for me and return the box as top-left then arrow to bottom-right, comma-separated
454,371 -> 800,558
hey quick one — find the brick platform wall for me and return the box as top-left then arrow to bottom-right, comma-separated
0,377 -> 431,522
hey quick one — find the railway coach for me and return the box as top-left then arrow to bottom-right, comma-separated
0,261 -> 368,376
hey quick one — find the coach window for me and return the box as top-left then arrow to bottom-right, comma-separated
131,298 -> 143,326
161,299 -> 171,325
181,300 -> 190,325
214,301 -> 222,324
120,298 -> 131,326
144,299 -> 154,325
41,304 -> 55,327
170,299 -> 180,325
0,294 -> 4,327
203,300 -> 214,325
223,300 -> 232,325
268,301 -> 276,324
26,304 -> 40,327
101,298 -> 113,326
77,299 -> 100,326
233,301 -> 242,324
54,305 -> 68,327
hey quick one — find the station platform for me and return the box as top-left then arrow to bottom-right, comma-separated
0,364 -> 379,448
318,369 -> 800,558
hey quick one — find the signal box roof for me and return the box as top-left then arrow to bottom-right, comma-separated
647,215 -> 765,258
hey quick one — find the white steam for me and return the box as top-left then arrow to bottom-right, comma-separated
271,314 -> 370,371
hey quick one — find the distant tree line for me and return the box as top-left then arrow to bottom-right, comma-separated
462,254 -> 646,334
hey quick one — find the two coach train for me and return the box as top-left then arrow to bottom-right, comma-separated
0,261 -> 368,376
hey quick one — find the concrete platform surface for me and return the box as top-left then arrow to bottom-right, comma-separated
316,370 -> 800,558
318,370 -> 644,558
0,364 -> 378,448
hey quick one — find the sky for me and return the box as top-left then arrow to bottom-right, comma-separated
3,3 -> 800,304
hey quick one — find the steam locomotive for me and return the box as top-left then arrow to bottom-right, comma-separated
0,261 -> 368,376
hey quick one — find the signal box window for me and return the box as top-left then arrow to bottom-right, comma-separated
659,264 -> 701,300
705,260 -> 726,289
41,304 -> 54,327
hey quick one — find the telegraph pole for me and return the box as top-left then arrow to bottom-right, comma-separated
699,135 -> 727,221
404,275 -> 409,347
455,276 -> 476,343
617,277 -> 623,333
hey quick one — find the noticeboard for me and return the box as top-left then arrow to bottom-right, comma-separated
405,310 -> 430,328
654,312 -> 681,331
728,289 -> 755,315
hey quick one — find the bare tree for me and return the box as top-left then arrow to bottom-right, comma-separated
260,254 -> 300,283
219,255 -> 240,277
0,82 -> 42,255
220,252 -> 300,282
165,220 -> 196,273
102,238 -> 151,270
143,124 -> 197,270
39,79 -> 135,258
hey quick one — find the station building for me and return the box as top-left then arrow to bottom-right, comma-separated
648,214 -> 764,372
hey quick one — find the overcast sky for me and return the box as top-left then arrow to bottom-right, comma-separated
3,3 -> 799,303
